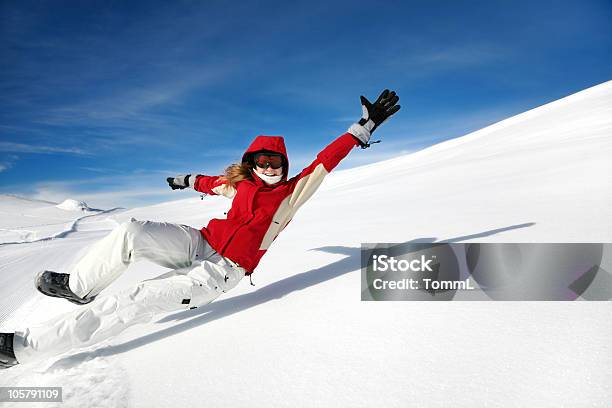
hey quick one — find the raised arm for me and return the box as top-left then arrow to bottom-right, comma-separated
258,89 -> 400,250
286,89 -> 401,208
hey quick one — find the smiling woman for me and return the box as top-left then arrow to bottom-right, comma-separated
1,89 -> 401,369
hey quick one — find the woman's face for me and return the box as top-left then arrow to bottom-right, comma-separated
253,152 -> 283,177
254,164 -> 283,176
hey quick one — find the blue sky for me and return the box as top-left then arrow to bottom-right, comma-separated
1,0 -> 610,209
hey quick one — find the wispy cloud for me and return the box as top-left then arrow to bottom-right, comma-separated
0,154 -> 18,173
373,42 -> 512,81
409,44 -> 509,67
0,3 -> 249,159
0,142 -> 88,155
36,65 -> 234,128
19,172 -> 180,209
79,166 -> 121,174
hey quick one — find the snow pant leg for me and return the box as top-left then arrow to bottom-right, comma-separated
185,255 -> 247,307
14,259 -> 246,364
68,218 -> 211,299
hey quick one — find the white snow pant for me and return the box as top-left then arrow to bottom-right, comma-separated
14,218 -> 246,364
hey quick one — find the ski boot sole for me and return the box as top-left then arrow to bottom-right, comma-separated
35,270 -> 96,305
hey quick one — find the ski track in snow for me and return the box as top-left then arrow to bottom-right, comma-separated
0,207 -> 124,246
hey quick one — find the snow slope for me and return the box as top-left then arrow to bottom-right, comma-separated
1,81 -> 611,407
0,196 -> 106,245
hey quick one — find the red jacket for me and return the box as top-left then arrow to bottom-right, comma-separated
193,132 -> 360,274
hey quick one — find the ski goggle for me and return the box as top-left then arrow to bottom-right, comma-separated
253,152 -> 283,169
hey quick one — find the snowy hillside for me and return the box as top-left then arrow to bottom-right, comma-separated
1,81 -> 611,407
0,196 -> 106,245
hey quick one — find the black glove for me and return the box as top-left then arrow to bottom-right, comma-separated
167,174 -> 192,190
359,89 -> 400,132
348,89 -> 401,147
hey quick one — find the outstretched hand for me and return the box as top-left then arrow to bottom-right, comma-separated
348,89 -> 401,148
167,174 -> 191,190
358,89 -> 401,134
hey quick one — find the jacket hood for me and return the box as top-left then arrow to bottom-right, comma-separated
242,135 -> 289,181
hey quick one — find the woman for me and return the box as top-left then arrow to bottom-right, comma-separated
0,89 -> 400,369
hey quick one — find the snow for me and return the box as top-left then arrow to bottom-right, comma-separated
1,81 -> 611,407
0,196 -> 107,245
56,199 -> 92,212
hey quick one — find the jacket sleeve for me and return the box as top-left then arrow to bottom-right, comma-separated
285,132 -> 359,208
192,175 -> 237,199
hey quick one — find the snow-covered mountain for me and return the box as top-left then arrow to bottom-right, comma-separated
0,196 -> 105,245
0,81 -> 611,407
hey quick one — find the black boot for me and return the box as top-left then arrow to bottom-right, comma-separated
0,333 -> 18,369
35,270 -> 96,305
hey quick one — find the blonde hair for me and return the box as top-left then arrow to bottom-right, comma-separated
218,162 -> 254,188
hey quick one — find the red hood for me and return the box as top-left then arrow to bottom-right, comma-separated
242,135 -> 289,181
